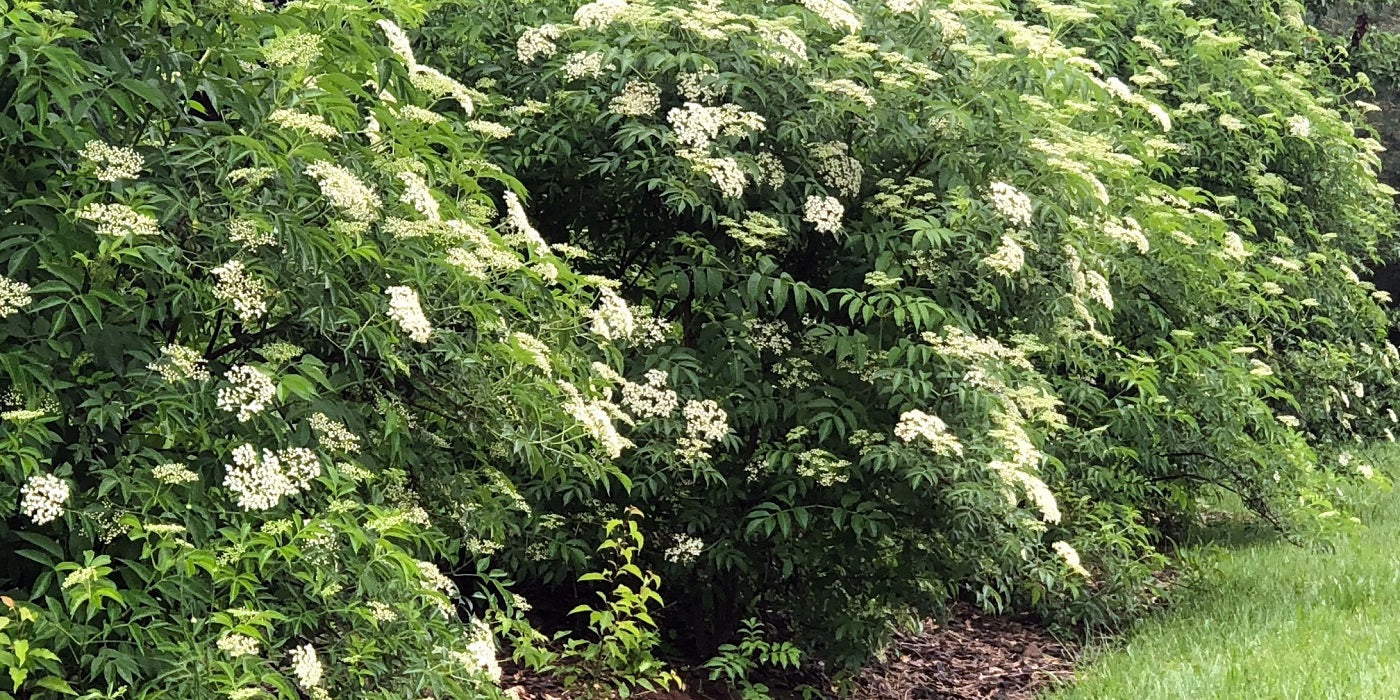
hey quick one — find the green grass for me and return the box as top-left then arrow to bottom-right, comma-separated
1048,451 -> 1400,700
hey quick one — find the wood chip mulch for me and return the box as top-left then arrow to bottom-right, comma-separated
847,605 -> 1076,699
501,605 -> 1076,700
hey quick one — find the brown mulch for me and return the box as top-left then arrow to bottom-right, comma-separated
501,605 -> 1075,700
847,605 -> 1076,699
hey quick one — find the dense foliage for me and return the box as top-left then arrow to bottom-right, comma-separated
1,0 -> 1397,695
420,0 -> 1400,665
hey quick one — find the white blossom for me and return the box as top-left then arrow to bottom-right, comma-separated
211,260 -> 271,323
20,474 -> 70,525
216,365 -> 276,422
79,140 -> 143,180
0,275 -> 33,318
288,644 -> 324,689
803,195 -> 844,233
385,285 -> 432,343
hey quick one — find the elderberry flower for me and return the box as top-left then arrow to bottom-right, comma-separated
262,32 -> 323,69
397,170 -> 440,221
77,203 -> 160,237
983,235 -> 1025,276
278,447 -> 321,491
304,161 -> 380,222
621,369 -> 679,419
1287,114 -> 1311,138
609,80 -> 662,116
812,78 -> 876,109
589,288 -> 635,341
20,473 -> 70,525
574,0 -> 629,30
268,109 -> 338,139
310,413 -> 361,453
517,24 -> 562,63
385,285 -> 432,342
409,66 -> 476,113
894,410 -> 963,456
153,462 -> 200,484
803,195 -> 844,233
368,601 -> 398,622
0,275 -> 33,318
79,140 -> 143,181
149,344 -> 209,382
664,534 -> 704,563
800,0 -> 861,32
987,181 -> 1032,227
224,444 -> 292,511
61,567 -> 99,589
288,643 -> 323,689
560,381 -> 634,458
466,120 -> 512,139
216,365 -> 276,422
211,259 -> 271,323
228,217 -> 277,248
1052,541 -> 1090,578
217,634 -> 261,658
376,19 -> 416,66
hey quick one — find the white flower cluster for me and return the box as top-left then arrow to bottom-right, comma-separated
257,341 -> 303,364
153,462 -> 200,484
680,150 -> 747,198
510,331 -> 553,374
149,343 -> 210,382
812,142 -> 862,199
1287,114 -> 1311,138
803,195 -> 844,233
1102,216 -> 1149,254
757,26 -> 807,65
77,202 -> 160,237
79,140 -> 143,180
609,80 -> 662,116
589,288 -> 636,342
517,23 -> 562,63
368,600 -> 398,622
20,473 -> 70,525
211,259 -> 271,323
228,217 -> 277,248
1052,541 -> 1090,578
398,170 -> 440,221
288,644 -> 324,690
987,181 -> 1032,227
621,369 -> 679,419
311,412 -> 361,453
894,409 -> 963,456
796,448 -> 851,486
262,31 -> 322,68
800,0 -> 861,32
561,381 -> 633,458
677,68 -> 723,103
385,285 -> 432,343
562,51 -> 608,81
268,109 -> 339,139
459,619 -> 502,682
305,161 -> 380,222
393,104 -> 445,125
500,192 -> 550,256
224,444 -> 322,511
574,0 -> 629,30
812,78 -> 876,109
756,151 -> 787,188
217,634 -> 261,658
664,534 -> 704,563
375,19 -> 475,114
678,399 -> 728,460
467,120 -> 512,139
982,234 -> 1025,276
228,166 -> 276,187
216,365 -> 276,422
745,318 -> 792,354
0,275 -> 33,318
666,102 -> 766,149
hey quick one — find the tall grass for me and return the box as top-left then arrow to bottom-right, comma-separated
1048,446 -> 1400,700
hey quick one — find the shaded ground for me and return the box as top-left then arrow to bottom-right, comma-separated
501,604 -> 1075,699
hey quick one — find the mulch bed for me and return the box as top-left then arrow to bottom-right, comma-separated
501,604 -> 1076,699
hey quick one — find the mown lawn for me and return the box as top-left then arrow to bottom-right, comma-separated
1048,448 -> 1400,700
